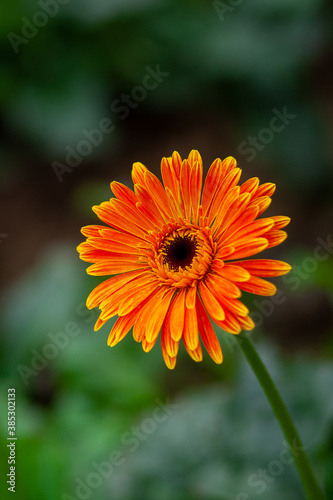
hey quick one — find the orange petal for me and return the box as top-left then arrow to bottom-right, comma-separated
270,216 -> 291,230
161,319 -> 179,358
190,160 -> 203,220
220,296 -> 249,317
199,281 -> 225,321
118,282 -> 160,316
265,230 -> 288,248
110,181 -> 138,208
237,315 -> 255,331
168,289 -> 186,342
98,228 -> 149,248
86,237 -> 141,255
145,289 -> 174,343
81,225 -> 107,237
196,298 -> 223,364
236,276 -> 277,296
110,198 -> 154,232
215,264 -> 251,283
249,196 -> 272,216
134,184 -> 165,223
161,348 -> 177,369
202,158 -> 223,214
188,149 -> 202,166
132,162 -> 148,185
180,159 -> 191,220
185,286 -> 197,309
208,168 -> 242,223
222,218 -> 274,247
234,259 -> 292,277
206,273 -> 241,299
171,151 -> 182,178
86,261 -> 146,276
94,315 -> 107,332
107,309 -> 138,347
253,182 -> 276,199
132,288 -> 167,342
86,269 -> 147,309
142,338 -> 156,353
144,170 -> 173,218
219,237 -> 268,260
161,156 -> 179,202
92,202 -> 147,240
239,177 -> 260,196
183,340 -> 203,362
215,192 -> 251,236
213,309 -> 241,335
182,302 -> 199,350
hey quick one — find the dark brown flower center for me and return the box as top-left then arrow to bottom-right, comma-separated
163,235 -> 197,271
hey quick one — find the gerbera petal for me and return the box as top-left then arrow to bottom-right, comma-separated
118,281 -> 160,316
196,298 -> 223,364
253,182 -> 276,199
202,158 -> 223,214
218,237 -> 268,260
81,225 -> 107,237
183,301 -> 199,350
199,281 -> 225,321
214,309 -> 241,335
132,288 -> 166,342
168,289 -> 186,342
249,196 -> 272,216
144,169 -> 173,218
180,159 -> 191,220
215,264 -> 251,283
270,216 -> 291,230
234,259 -> 292,277
222,218 -> 274,247
206,273 -> 241,299
107,308 -> 139,347
190,160 -> 203,221
86,260 -> 146,276
86,269 -> 148,309
145,289 -> 174,343
184,340 -> 203,362
266,230 -> 288,248
110,181 -> 138,208
135,184 -> 166,223
132,161 -> 148,185
161,318 -> 179,357
237,315 -> 255,331
235,276 -> 277,296
92,202 -> 147,240
239,177 -> 260,196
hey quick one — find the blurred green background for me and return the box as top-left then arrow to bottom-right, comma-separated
1,0 -> 333,499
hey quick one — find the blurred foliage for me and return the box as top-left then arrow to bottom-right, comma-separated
0,0 -> 332,194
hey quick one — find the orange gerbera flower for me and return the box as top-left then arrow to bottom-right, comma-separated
77,151 -> 291,369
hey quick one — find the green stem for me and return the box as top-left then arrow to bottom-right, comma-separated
235,333 -> 325,500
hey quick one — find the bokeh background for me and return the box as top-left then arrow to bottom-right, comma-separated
1,1 -> 333,499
